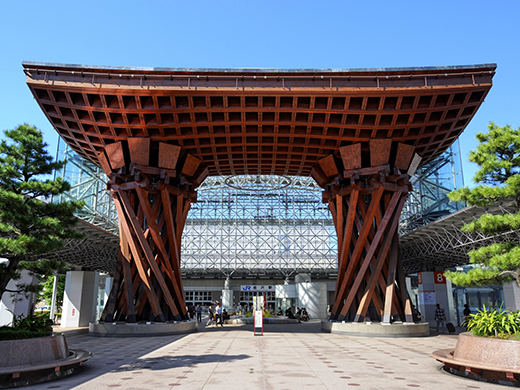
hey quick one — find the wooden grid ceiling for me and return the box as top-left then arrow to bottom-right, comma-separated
24,62 -> 495,177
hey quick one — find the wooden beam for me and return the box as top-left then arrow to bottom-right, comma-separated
332,186 -> 384,319
112,194 -> 165,321
100,250 -> 123,322
382,233 -> 399,323
334,190 -> 358,303
98,151 -> 112,175
350,195 -> 406,321
339,143 -> 362,170
181,154 -> 202,177
317,154 -> 339,178
128,138 -> 150,166
135,186 -> 186,318
121,249 -> 137,323
395,143 -> 415,171
370,139 -> 392,167
310,165 -> 329,187
341,190 -> 402,319
395,242 -> 414,322
118,191 -> 181,319
105,141 -> 126,171
158,142 -> 181,170
161,188 -> 184,294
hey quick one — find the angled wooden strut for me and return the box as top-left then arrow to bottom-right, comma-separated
316,140 -> 419,323
99,140 -> 207,323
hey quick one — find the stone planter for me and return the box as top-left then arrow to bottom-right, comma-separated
0,334 -> 91,388
321,321 -> 430,337
433,332 -> 520,385
89,321 -> 198,336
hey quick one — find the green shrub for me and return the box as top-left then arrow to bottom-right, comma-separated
467,305 -> 520,338
0,328 -> 50,340
244,312 -> 253,317
0,311 -> 53,340
12,312 -> 53,333
263,310 -> 273,318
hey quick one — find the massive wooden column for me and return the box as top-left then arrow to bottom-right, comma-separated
98,139 -> 207,322
312,140 -> 421,323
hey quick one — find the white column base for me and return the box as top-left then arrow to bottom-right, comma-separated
61,271 -> 99,328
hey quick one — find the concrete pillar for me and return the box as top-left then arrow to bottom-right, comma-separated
418,271 -> 454,328
0,270 -> 39,326
295,274 -> 327,319
104,276 -> 113,308
49,274 -> 59,323
296,282 -> 327,319
503,282 -> 520,311
61,271 -> 99,328
221,277 -> 233,308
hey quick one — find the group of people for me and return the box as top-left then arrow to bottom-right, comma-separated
206,303 -> 230,327
434,303 -> 471,333
186,303 -> 231,327
276,307 -> 309,321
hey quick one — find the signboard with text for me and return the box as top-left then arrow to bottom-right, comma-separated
419,291 -> 436,305
241,285 -> 274,292
253,296 -> 264,336
434,272 -> 446,284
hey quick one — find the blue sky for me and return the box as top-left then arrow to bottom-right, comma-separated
1,1 -> 519,184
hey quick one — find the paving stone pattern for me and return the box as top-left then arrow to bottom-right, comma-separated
27,321 -> 498,390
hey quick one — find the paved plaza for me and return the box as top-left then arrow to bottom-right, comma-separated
27,321 -> 499,390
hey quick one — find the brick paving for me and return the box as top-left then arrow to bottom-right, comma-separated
25,320 -> 499,389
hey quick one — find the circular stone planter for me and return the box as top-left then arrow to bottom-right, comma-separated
89,321 -> 197,337
433,332 -> 520,385
321,321 -> 430,337
0,334 -> 91,388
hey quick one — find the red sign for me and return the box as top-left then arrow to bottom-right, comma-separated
71,308 -> 76,317
434,272 -> 446,284
417,273 -> 423,285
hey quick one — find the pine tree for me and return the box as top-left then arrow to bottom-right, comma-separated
0,124 -> 84,298
445,123 -> 520,287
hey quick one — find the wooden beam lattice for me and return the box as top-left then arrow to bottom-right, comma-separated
99,140 -> 207,323
320,141 -> 418,323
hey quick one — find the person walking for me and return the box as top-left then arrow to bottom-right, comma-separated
196,304 -> 202,323
206,305 -> 215,326
463,304 -> 471,327
435,303 -> 447,333
215,303 -> 223,327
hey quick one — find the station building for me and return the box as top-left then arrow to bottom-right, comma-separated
3,62 -> 518,332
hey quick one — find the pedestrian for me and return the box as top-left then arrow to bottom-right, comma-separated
435,303 -> 446,333
463,304 -> 471,327
207,305 -> 215,326
215,303 -> 223,327
196,304 -> 202,323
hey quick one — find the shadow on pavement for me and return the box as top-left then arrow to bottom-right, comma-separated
107,353 -> 252,372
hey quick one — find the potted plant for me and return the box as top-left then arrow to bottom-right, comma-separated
433,123 -> 520,383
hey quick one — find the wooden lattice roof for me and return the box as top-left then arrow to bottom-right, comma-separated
24,62 -> 495,177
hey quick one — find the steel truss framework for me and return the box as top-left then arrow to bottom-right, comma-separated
401,201 -> 520,275
42,219 -> 118,273
182,175 -> 337,278
400,141 -> 465,235
53,138 -> 118,235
